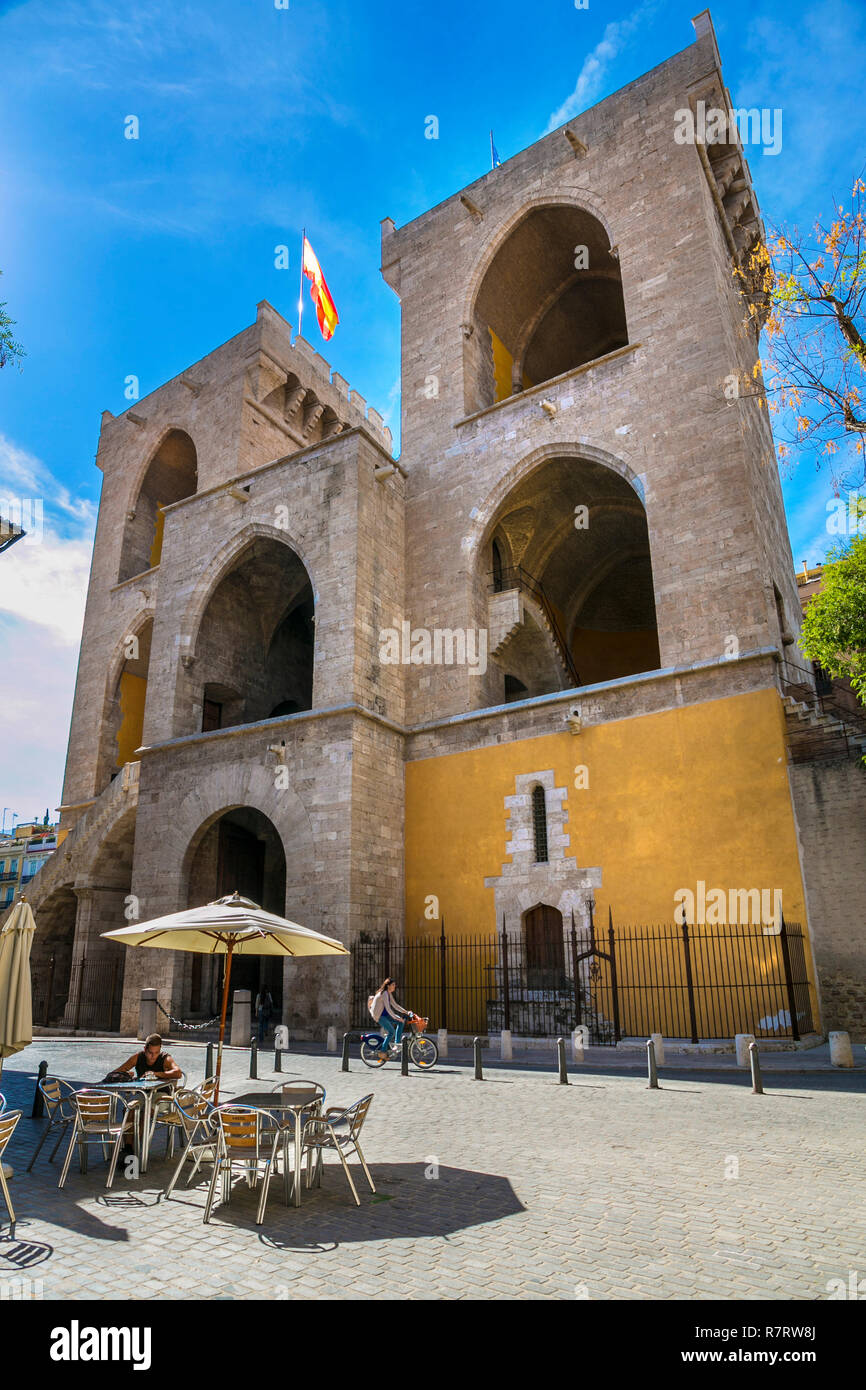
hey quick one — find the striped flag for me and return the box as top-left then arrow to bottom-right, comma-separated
302,236 -> 339,341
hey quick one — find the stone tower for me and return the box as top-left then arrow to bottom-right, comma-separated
17,11 -> 866,1043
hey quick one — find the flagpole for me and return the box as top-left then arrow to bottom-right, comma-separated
298,227 -> 305,338
490,130 -> 494,170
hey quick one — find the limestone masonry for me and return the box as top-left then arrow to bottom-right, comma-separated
15,12 -> 866,1041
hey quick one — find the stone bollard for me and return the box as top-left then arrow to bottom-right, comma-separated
500,1029 -> 513,1063
326,1025 -> 338,1053
437,1028 -> 448,1059
230,989 -> 251,1047
749,1041 -> 764,1095
646,1038 -> 660,1089
651,1032 -> 665,1066
735,1033 -> 755,1068
139,988 -> 158,1040
473,1037 -> 484,1081
557,1037 -> 569,1085
829,1031 -> 854,1068
571,1026 -> 588,1063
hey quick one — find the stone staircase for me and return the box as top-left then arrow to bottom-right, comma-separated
1,762 -> 141,923
488,583 -> 578,687
782,696 -> 866,764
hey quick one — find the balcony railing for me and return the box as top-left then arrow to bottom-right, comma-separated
489,564 -> 581,686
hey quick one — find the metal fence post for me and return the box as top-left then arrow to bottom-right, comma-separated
249,1036 -> 258,1080
473,1037 -> 483,1081
31,1060 -> 48,1117
501,922 -> 511,1034
205,1042 -> 214,1080
570,914 -> 582,1029
341,1033 -> 351,1073
44,954 -> 56,1026
73,954 -> 85,1031
274,1046 -> 282,1073
556,1037 -> 568,1085
778,915 -> 801,1042
680,919 -> 700,1045
439,922 -> 448,1033
608,913 -> 622,1043
646,1038 -> 660,1089
749,1041 -> 764,1095
400,1034 -> 409,1076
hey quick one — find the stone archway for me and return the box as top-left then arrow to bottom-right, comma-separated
184,807 -> 288,1018
30,887 -> 78,1027
479,451 -> 660,699
465,203 -> 627,414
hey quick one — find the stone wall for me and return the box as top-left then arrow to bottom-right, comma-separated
789,758 -> 866,1039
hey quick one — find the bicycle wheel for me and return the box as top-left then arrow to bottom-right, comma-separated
360,1038 -> 389,1068
409,1036 -> 438,1069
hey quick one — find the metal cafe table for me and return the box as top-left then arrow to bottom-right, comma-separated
84,1078 -> 176,1173
229,1089 -> 324,1208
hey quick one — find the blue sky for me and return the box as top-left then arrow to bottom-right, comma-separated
1,0 -> 865,823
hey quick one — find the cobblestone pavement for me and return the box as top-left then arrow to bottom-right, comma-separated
1,1039 -> 863,1301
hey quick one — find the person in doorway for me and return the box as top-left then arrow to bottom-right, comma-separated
255,988 -> 274,1042
377,979 -> 412,1054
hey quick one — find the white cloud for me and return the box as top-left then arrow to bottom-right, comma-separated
545,2 -> 660,134
1,435 -> 94,645
0,614 -> 77,818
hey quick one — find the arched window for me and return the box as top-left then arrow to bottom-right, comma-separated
467,205 -> 628,414
532,784 -> 548,863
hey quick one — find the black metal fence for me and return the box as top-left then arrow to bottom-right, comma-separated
31,953 -> 124,1032
350,919 -> 815,1044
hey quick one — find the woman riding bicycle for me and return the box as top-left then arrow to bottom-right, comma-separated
374,978 -> 412,1054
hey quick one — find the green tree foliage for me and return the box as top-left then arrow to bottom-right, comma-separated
0,271 -> 25,369
799,533 -> 866,703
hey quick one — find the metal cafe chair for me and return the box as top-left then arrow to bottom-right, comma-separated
26,1077 -> 79,1172
0,1109 -> 22,1224
203,1105 -> 283,1226
301,1093 -> 376,1207
163,1090 -> 219,1199
0,1093 -> 6,1114
58,1089 -> 141,1190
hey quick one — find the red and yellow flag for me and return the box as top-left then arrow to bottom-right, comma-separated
302,235 -> 339,341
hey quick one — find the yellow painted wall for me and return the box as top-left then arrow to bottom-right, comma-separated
405,688 -> 818,1032
116,672 -> 147,767
490,328 -> 533,402
149,505 -> 166,569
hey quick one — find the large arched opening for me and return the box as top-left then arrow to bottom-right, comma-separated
185,807 -> 287,1019
98,618 -> 153,790
189,537 -> 314,735
119,429 -> 197,582
466,205 -> 628,415
31,887 -> 78,1027
483,454 -> 660,699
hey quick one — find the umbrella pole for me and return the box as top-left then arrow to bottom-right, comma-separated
214,941 -> 234,1105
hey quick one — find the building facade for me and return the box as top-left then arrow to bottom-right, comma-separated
12,12 -> 866,1039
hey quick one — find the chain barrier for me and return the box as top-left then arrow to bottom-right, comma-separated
156,1002 -> 221,1031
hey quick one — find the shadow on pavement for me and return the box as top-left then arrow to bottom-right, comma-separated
186,1161 -> 525,1250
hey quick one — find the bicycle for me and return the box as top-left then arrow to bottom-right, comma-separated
360,1013 -> 439,1070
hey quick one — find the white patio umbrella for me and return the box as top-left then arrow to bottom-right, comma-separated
0,898 -> 37,1178
102,892 -> 348,1100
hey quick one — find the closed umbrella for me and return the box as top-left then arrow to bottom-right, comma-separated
0,898 -> 37,1178
102,892 -> 348,1100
